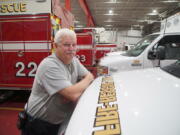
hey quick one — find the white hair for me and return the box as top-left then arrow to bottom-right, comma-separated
54,28 -> 76,44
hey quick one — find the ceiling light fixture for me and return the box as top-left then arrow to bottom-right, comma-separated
104,1 -> 122,3
104,0 -> 118,3
104,13 -> 118,15
104,20 -> 116,22
105,25 -> 113,26
161,0 -> 179,3
147,10 -> 158,16
153,10 -> 157,13
109,10 -> 113,14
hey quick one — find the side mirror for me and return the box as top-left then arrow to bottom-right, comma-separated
156,46 -> 165,60
148,50 -> 156,60
148,46 -> 165,60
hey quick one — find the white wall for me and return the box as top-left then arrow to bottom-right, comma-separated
99,29 -> 142,48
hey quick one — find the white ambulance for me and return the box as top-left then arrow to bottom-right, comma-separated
99,13 -> 180,74
63,59 -> 180,135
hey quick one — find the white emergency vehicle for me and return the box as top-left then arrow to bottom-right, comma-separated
99,13 -> 180,74
64,59 -> 180,135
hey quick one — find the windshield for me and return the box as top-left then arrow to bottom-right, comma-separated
122,34 -> 159,57
162,60 -> 180,78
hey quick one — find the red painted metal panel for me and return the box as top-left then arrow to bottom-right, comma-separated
1,20 -> 24,41
75,29 -> 94,33
23,19 -> 51,41
0,14 -> 51,90
77,34 -> 93,45
76,32 -> 95,66
95,50 -> 111,60
76,50 -> 94,66
0,52 -> 49,89
0,21 -> 3,84
1,14 -> 51,41
95,44 -> 117,60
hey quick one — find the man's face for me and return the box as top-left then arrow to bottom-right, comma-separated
56,35 -> 77,63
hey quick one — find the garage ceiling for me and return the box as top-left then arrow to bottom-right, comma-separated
60,0 -> 180,31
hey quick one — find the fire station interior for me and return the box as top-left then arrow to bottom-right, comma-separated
0,0 -> 180,135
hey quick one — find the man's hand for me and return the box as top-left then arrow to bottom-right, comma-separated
59,72 -> 94,102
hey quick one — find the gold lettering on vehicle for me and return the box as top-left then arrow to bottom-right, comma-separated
93,76 -> 121,135
0,2 -> 27,13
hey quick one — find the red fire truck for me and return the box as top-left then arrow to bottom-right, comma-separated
75,29 -> 117,77
76,30 -> 95,66
95,43 -> 117,61
0,1 -> 116,93
75,29 -> 97,78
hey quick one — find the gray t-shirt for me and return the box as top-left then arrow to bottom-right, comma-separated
27,54 -> 88,124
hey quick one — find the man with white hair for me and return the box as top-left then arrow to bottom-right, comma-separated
20,28 -> 94,135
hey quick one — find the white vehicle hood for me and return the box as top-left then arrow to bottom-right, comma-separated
100,54 -> 134,66
106,51 -> 125,56
65,68 -> 180,135
99,54 -> 141,72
